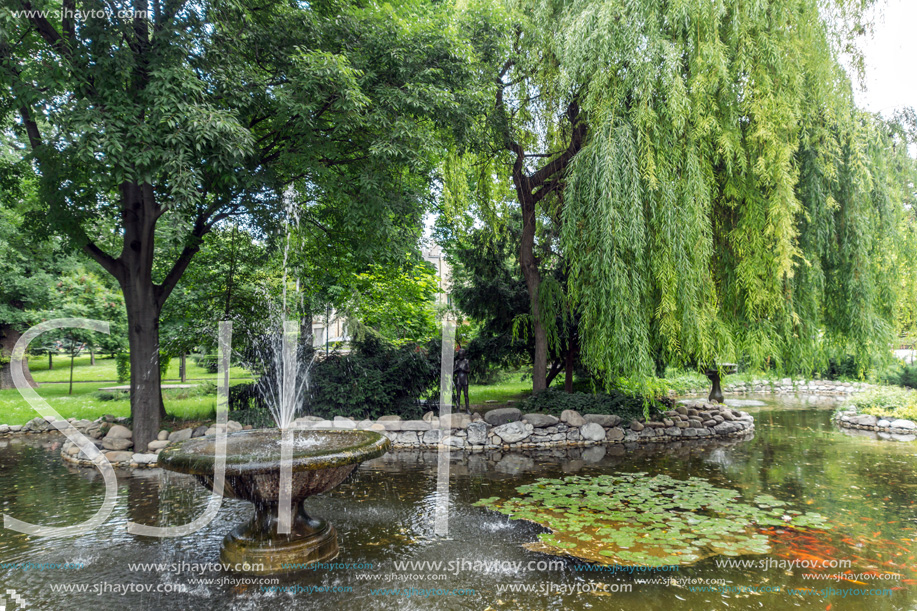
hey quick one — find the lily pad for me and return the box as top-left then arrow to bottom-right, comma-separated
473,473 -> 828,566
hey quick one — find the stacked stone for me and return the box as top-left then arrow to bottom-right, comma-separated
57,417 -> 251,468
722,379 -> 869,395
835,407 -> 917,441
347,401 -> 754,451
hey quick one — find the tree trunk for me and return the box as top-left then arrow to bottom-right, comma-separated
565,345 -> 574,393
123,286 -> 164,452
179,352 -> 186,383
48,351 -> 52,370
0,326 -> 37,390
519,202 -> 548,392
89,345 -> 95,366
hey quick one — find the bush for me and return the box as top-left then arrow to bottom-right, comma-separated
228,382 -> 267,412
306,333 -> 440,420
194,354 -> 219,374
849,387 -> 917,421
896,363 -> 917,389
517,388 -> 669,422
115,353 -> 130,383
159,352 -> 171,380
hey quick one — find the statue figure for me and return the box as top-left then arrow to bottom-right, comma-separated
453,349 -> 470,413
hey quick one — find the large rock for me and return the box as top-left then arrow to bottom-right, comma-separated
583,414 -> 621,427
132,453 -> 158,465
560,410 -> 585,427
605,427 -> 625,442
378,415 -> 402,422
523,413 -> 559,428
422,430 -> 442,444
106,424 -> 133,439
629,421 -> 645,432
147,440 -> 170,451
157,430 -> 169,441
492,421 -> 533,444
485,408 -> 522,426
580,422 -> 606,442
104,451 -> 134,463
890,419 -> 917,430
168,428 -> 193,442
852,414 -> 878,427
399,420 -> 432,431
440,413 -> 471,429
466,421 -> 488,445
102,438 -> 133,451
192,425 -> 209,438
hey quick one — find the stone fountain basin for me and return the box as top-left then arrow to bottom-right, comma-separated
158,429 -> 390,505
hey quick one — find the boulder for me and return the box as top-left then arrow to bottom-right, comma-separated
147,440 -> 170,451
630,421 -> 645,432
492,421 -> 533,444
466,421 -> 488,445
102,437 -> 133,451
852,414 -> 878,427
106,424 -> 132,439
890,419 -> 916,430
192,425 -> 209,438
580,423 -> 606,442
226,420 -> 243,432
168,428 -> 193,443
440,413 -> 471,429
378,415 -> 402,422
605,427 -> 625,442
560,410 -> 585,427
132,453 -> 158,465
104,451 -> 134,463
583,414 -> 622,427
484,408 -> 522,426
157,430 -> 169,441
523,413 -> 560,428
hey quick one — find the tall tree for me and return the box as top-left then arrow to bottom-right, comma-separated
0,0 -> 489,449
449,0 -> 914,392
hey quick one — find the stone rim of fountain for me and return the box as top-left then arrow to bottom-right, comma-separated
158,428 -> 391,476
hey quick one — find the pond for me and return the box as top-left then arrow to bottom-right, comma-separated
1,394 -> 915,610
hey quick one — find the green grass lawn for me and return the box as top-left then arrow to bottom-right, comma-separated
28,355 -> 252,384
0,383 -> 221,426
467,378 -> 532,404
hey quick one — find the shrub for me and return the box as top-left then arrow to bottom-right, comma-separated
306,333 -> 440,420
159,352 -> 171,380
228,382 -> 267,412
896,363 -> 917,390
849,387 -> 917,421
517,388 -> 669,422
194,354 -> 219,374
115,353 -> 130,383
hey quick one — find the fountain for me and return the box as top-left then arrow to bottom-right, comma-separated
159,199 -> 390,574
159,428 -> 389,574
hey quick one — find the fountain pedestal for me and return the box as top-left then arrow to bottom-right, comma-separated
160,429 -> 389,574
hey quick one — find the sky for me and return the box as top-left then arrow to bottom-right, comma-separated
851,0 -> 917,116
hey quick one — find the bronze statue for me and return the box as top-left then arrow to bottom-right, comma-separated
453,349 -> 470,413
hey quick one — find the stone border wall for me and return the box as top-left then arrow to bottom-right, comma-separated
833,407 -> 917,440
677,379 -> 871,397
2,400 -> 755,469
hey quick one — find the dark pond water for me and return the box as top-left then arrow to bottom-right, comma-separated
1,394 -> 916,610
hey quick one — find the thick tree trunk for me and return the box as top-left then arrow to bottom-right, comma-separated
0,326 -> 37,390
179,352 -> 186,383
565,346 -> 574,393
123,286 -> 164,452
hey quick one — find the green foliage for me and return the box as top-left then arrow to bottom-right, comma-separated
307,333 -> 440,420
896,363 -> 917,390
849,387 -> 917,421
159,352 -> 172,381
473,473 -> 826,566
342,258 -> 440,346
115,354 -> 130,384
517,389 -> 666,422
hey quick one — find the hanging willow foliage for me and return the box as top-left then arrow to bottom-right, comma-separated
526,0 -> 917,382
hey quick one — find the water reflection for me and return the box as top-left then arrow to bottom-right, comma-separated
0,395 -> 915,609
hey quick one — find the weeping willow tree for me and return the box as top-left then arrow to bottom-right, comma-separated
449,0 -> 916,391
